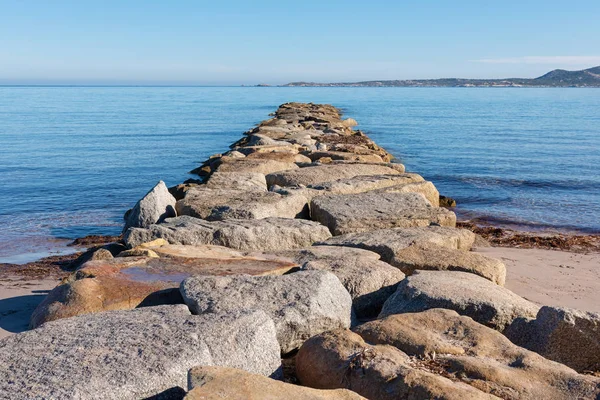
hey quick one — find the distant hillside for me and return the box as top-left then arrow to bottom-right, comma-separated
283,66 -> 600,87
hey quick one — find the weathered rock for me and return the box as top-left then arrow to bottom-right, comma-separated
509,306 -> 600,373
277,246 -> 405,318
311,192 -> 456,235
169,182 -> 199,200
320,226 -> 476,263
125,216 -> 332,251
2,306 -> 282,399
266,163 -> 402,187
176,186 -> 309,220
304,150 -> 384,163
31,244 -> 298,327
342,117 -> 358,127
381,180 -> 440,207
296,329 -> 498,400
214,157 -> 299,175
393,244 -> 506,285
354,309 -> 600,400
90,247 -> 114,261
379,271 -> 539,331
123,180 -> 176,232
181,270 -> 353,353
204,171 -> 268,191
439,195 -> 457,207
186,366 -> 367,400
306,173 -> 424,195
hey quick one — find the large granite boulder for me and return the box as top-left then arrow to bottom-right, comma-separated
176,186 -> 309,220
393,244 -> 506,285
181,270 -> 353,353
310,192 -> 456,235
123,180 -> 176,232
1,306 -> 282,399
30,244 -> 298,328
380,180 -> 440,207
303,150 -> 384,163
379,271 -> 539,331
204,171 -> 268,191
354,309 -> 600,399
306,173 -> 424,195
508,306 -> 600,373
320,226 -> 476,263
214,157 -> 299,175
266,163 -> 402,187
296,329 -> 498,400
185,366 -> 367,400
277,246 -> 405,318
124,216 -> 332,251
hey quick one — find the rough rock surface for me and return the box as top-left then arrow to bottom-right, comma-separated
186,366 -> 367,400
124,216 -> 332,251
321,226 -> 476,264
1,306 -> 282,400
393,244 -> 507,285
379,271 -> 539,331
181,270 -> 353,353
176,186 -> 308,220
508,306 -> 600,373
296,329 -> 499,400
30,244 -> 298,327
214,157 -> 299,175
204,171 -> 268,191
266,163 -> 402,187
306,173 -> 424,195
277,246 -> 405,318
380,180 -> 440,207
123,180 -> 176,232
310,192 -> 456,235
354,309 -> 600,400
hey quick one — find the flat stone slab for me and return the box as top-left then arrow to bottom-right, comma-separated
204,171 -> 268,191
320,226 -> 476,265
379,270 -> 540,331
354,309 -> 600,400
1,306 -> 282,400
31,244 -> 298,327
277,246 -> 405,318
310,192 -> 455,235
176,186 -> 308,220
379,180 -> 440,207
266,163 -> 402,187
214,157 -> 299,175
186,366 -> 367,400
181,270 -> 353,353
393,244 -> 507,285
306,173 -> 424,195
124,216 -> 332,252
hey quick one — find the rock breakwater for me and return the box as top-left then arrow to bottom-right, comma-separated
1,103 -> 599,399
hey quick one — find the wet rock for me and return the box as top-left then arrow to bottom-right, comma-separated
393,244 -> 506,285
124,216 -> 332,251
181,270 -> 353,353
320,226 -> 476,263
266,163 -> 402,187
508,306 -> 600,373
176,187 -> 309,220
2,306 -> 282,399
277,246 -> 405,318
296,329 -> 498,400
311,192 -> 456,235
123,181 -> 176,232
439,195 -> 457,207
30,244 -> 298,327
354,309 -> 600,400
185,366 -> 367,400
379,270 -> 539,331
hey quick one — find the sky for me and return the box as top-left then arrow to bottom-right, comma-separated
1,0 -> 599,85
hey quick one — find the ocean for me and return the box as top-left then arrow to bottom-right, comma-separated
1,86 -> 599,263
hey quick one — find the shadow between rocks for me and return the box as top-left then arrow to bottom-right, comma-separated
0,293 -> 48,334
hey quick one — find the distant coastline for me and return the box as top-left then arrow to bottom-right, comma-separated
281,66 -> 600,88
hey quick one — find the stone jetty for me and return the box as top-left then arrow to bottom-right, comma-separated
1,103 -> 599,399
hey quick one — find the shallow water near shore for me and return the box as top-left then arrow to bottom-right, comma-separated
1,86 -> 599,262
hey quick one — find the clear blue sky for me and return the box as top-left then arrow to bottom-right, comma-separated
1,0 -> 599,85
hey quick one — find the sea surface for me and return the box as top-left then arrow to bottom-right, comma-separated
1,87 -> 599,263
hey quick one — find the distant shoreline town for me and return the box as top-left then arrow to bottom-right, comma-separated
269,66 -> 600,88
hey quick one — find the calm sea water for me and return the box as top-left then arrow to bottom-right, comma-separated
1,87 -> 599,263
